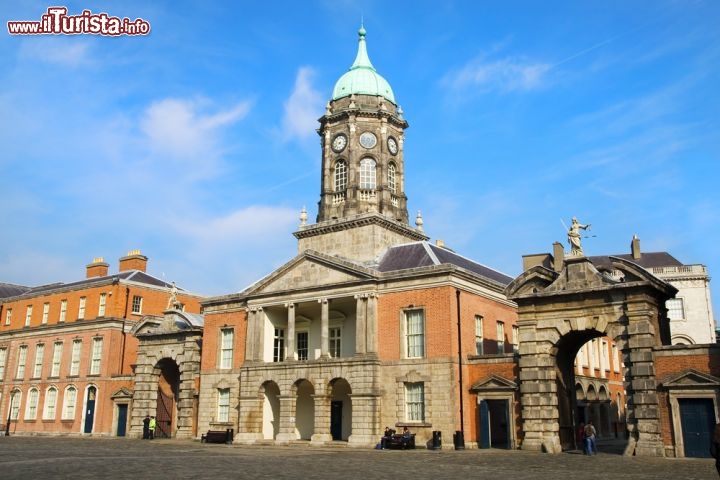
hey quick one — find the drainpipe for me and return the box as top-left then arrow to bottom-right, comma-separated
455,289 -> 465,449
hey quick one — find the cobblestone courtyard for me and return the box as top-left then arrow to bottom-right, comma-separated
0,436 -> 716,480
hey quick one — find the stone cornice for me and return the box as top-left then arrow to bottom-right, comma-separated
293,213 -> 427,241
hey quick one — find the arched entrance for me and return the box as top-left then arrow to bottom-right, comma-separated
295,379 -> 315,440
329,378 -> 352,441
507,256 -> 676,456
83,385 -> 97,434
262,381 -> 280,440
155,358 -> 179,438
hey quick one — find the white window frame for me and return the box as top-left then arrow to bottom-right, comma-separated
42,302 -> 50,324
512,325 -> 519,353
496,321 -> 505,354
612,343 -> 620,373
4,308 -> 11,326
25,387 -> 39,420
334,160 -> 347,191
90,337 -> 103,375
78,297 -> 86,320
475,315 -> 484,355
219,328 -> 234,369
43,387 -> 58,420
404,309 -> 425,359
359,157 -> 377,189
131,295 -> 143,315
70,339 -> 82,376
388,162 -> 397,193
98,293 -> 107,317
51,342 -> 63,377
25,305 -> 33,327
62,386 -> 77,420
16,345 -> 28,379
297,330 -> 309,361
405,382 -> 425,422
217,388 -> 230,423
0,347 -> 7,379
9,389 -> 22,420
32,343 -> 44,378
666,298 -> 685,320
329,327 -> 341,358
59,300 -> 67,322
273,328 -> 285,363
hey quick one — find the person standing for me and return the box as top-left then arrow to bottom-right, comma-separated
584,421 -> 597,455
149,416 -> 157,440
142,415 -> 151,440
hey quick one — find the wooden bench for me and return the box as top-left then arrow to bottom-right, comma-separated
382,433 -> 416,449
201,428 -> 233,444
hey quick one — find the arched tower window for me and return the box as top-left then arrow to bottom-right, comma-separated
334,160 -> 347,191
388,162 -> 397,193
359,158 -> 376,189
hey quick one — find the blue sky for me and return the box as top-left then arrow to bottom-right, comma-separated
1,1 -> 718,317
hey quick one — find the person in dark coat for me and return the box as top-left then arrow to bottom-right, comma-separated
142,415 -> 150,439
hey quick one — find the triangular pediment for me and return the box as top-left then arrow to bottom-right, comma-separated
662,369 -> 720,389
110,387 -> 133,399
242,250 -> 378,296
470,374 -> 518,392
131,310 -> 203,337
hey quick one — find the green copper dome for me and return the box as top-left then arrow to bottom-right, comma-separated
331,27 -> 396,104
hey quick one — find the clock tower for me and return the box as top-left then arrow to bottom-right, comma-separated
294,26 -> 427,262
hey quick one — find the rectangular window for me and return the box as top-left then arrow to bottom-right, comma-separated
666,298 -> 685,320
405,309 -> 425,358
612,344 -> 620,372
217,388 -> 230,423
475,315 -> 484,355
98,293 -> 107,317
0,347 -> 7,379
131,295 -> 143,315
78,297 -> 86,320
25,305 -> 33,327
62,387 -> 77,420
32,343 -> 44,378
90,337 -> 103,375
42,302 -> 50,324
329,327 -> 341,358
512,325 -> 519,353
25,388 -> 39,420
219,328 -> 234,369
16,345 -> 28,379
273,328 -> 285,362
59,300 -> 67,322
70,339 -> 82,376
496,321 -> 505,354
297,331 -> 309,361
405,382 -> 425,422
4,308 -> 11,326
51,342 -> 63,377
43,388 -> 57,420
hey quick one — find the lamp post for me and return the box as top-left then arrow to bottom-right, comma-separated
5,391 -> 15,437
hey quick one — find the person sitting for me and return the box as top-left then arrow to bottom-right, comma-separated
381,426 -> 394,449
401,426 -> 412,449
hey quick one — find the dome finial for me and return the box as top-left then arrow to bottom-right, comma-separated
351,24 -> 373,71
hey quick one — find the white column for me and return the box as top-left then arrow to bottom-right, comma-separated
366,294 -> 377,355
285,303 -> 296,361
319,298 -> 329,358
354,295 -> 367,355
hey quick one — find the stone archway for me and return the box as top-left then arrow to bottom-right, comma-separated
507,256 -> 676,456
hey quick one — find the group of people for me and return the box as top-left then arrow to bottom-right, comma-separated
378,426 -> 412,449
142,415 -> 157,440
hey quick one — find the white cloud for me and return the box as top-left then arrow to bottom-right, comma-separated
140,98 -> 251,159
282,67 -> 323,141
443,55 -> 551,94
19,38 -> 90,66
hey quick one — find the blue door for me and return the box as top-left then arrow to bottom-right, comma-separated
83,387 -> 97,434
116,404 -> 128,437
679,398 -> 715,458
479,400 -> 490,448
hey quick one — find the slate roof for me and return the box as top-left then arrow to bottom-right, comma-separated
0,270 -> 182,300
588,252 -> 683,270
376,241 -> 514,286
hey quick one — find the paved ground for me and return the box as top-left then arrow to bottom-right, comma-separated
0,436 -> 716,480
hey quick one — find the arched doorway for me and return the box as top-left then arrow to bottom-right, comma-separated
506,255 -> 676,455
329,378 -> 352,441
295,379 -> 315,440
155,358 -> 179,438
262,381 -> 280,440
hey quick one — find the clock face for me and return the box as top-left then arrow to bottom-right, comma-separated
387,137 -> 398,155
331,134 -> 347,153
359,131 -> 377,149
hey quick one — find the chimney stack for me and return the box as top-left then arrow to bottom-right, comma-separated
631,235 -> 641,260
86,257 -> 109,278
119,249 -> 148,273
